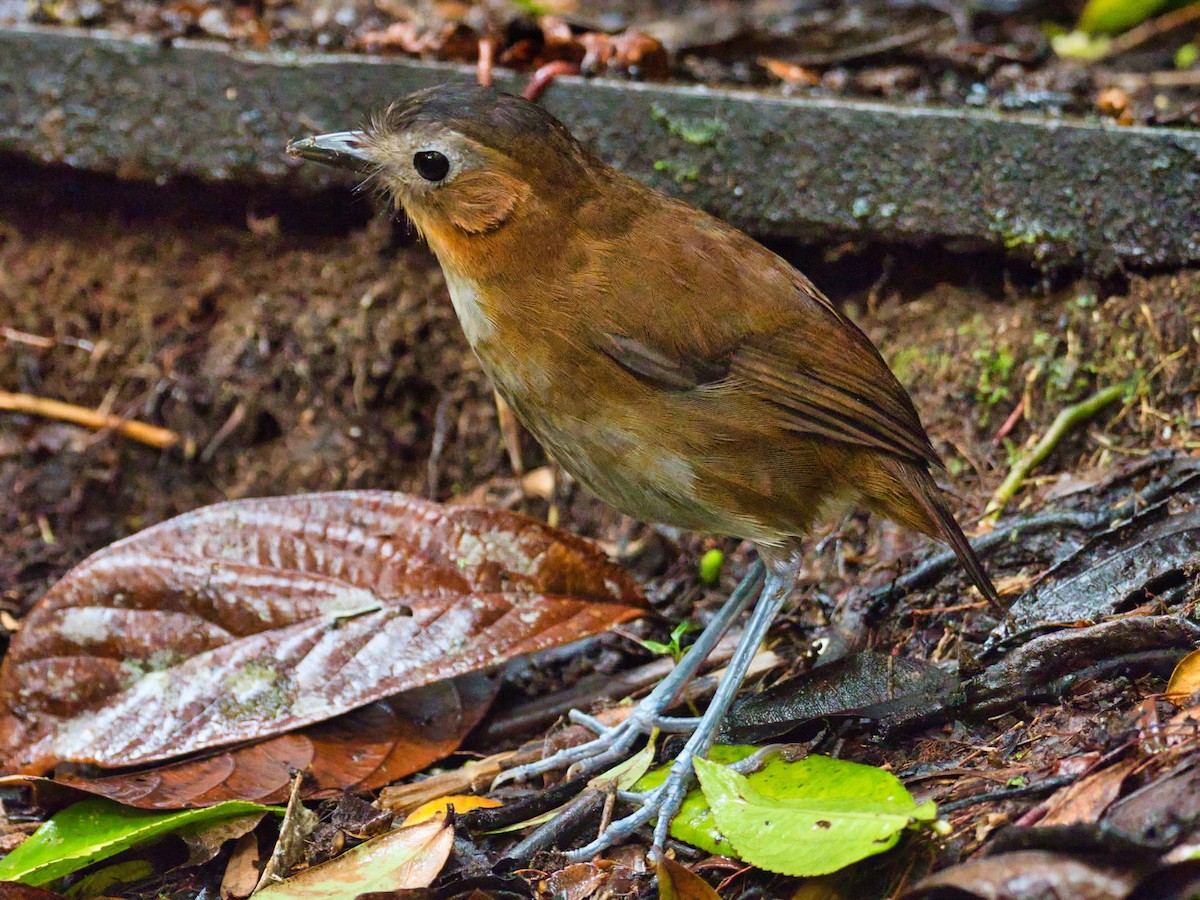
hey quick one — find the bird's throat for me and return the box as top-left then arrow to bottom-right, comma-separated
440,266 -> 497,349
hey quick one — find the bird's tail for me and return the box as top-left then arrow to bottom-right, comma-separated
882,460 -> 1003,611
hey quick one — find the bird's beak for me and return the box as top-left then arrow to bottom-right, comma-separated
286,131 -> 375,174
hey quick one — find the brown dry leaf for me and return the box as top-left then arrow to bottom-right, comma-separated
541,860 -> 640,899
1039,757 -> 1140,826
220,830 -> 264,900
1167,649 -> 1200,704
257,773 -> 320,890
255,815 -> 453,898
658,855 -> 721,900
0,492 -> 645,774
38,675 -> 499,808
904,850 -> 1137,899
0,884 -> 65,900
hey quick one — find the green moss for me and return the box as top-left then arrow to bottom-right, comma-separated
973,347 -> 1016,406
650,104 -> 728,146
654,159 -> 700,183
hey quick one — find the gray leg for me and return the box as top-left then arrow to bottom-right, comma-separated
565,549 -> 802,859
493,560 -> 765,788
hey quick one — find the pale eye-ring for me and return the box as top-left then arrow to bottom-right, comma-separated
413,150 -> 450,182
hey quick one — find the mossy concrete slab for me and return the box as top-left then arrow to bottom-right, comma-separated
2,25 -> 1198,272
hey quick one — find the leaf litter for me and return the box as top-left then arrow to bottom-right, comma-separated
2,165 -> 1200,897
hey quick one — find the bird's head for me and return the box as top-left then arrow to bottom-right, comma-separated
288,83 -> 595,269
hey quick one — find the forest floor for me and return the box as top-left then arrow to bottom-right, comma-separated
1,159 -> 1199,897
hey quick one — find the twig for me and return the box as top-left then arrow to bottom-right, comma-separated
993,397 -> 1025,446
783,22 -> 947,67
1,327 -> 53,349
938,774 -> 1078,812
0,389 -> 180,450
1107,1 -> 1200,57
476,35 -> 495,87
982,383 -> 1128,526
523,61 -> 581,102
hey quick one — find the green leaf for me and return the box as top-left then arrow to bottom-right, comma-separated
693,755 -> 935,877
634,744 -> 758,856
0,798 -> 277,886
637,620 -> 700,663
589,736 -> 658,793
62,859 -> 155,898
1078,0 -> 1170,35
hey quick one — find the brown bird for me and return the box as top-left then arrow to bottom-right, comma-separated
288,83 -> 999,858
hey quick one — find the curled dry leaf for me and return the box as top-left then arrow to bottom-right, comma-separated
1167,649 -> 1200,705
657,855 -> 721,900
0,492 -> 645,775
255,814 -> 453,898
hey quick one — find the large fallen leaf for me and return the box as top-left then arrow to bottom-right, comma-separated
693,754 -> 935,877
25,674 -> 499,808
968,617 -> 1200,713
0,797 -> 274,886
720,652 -> 956,743
1003,495 -> 1199,634
635,744 -> 758,856
0,492 -> 645,774
255,815 -> 452,898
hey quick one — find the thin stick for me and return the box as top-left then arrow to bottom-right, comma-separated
0,389 -> 180,449
982,383 -> 1127,525
1107,1 -> 1200,57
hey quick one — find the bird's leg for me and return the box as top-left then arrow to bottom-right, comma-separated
493,561 -> 765,788
565,549 -> 802,860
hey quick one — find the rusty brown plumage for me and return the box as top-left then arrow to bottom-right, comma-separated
288,82 -> 1000,856
340,85 -> 996,606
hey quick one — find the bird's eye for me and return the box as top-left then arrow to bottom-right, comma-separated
413,150 -> 450,182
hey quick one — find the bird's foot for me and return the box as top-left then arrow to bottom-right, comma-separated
563,755 -> 695,861
494,704 -> 699,788
494,562 -> 769,792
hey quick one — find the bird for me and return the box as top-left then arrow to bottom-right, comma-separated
288,82 -> 1000,859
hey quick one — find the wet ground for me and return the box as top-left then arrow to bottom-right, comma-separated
1,157 -> 1199,896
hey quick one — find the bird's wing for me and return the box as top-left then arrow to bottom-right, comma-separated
598,274 -> 941,467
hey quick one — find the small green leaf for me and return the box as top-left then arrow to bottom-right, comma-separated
0,798 -> 277,886
1176,43 -> 1198,69
693,755 -> 934,876
589,735 -> 658,794
637,620 -> 700,663
1078,0 -> 1171,35
698,549 -> 724,586
62,859 -> 155,898
1051,30 -> 1112,60
633,745 -> 759,856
